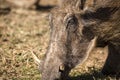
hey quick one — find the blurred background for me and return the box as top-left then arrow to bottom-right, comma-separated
0,0 -> 114,80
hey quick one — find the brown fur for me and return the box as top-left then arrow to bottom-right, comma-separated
80,2 -> 120,76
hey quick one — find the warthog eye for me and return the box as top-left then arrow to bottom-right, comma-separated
66,15 -> 78,32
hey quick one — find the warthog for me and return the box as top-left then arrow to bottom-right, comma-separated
32,0 -> 120,80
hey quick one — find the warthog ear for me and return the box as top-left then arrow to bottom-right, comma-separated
76,0 -> 85,10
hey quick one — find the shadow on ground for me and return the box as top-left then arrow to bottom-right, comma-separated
69,70 -> 107,80
36,5 -> 55,11
0,5 -> 55,15
0,7 -> 11,15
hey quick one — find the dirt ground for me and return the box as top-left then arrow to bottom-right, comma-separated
0,0 -> 118,80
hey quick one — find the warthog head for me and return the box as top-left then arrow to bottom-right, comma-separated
32,0 -> 120,80
40,5 -> 96,80
41,12 -> 94,80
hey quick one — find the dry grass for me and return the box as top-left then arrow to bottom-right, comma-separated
0,9 -> 50,80
0,1 -> 118,80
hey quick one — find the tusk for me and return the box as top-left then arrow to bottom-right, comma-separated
80,37 -> 97,65
30,50 -> 41,65
87,36 -> 97,54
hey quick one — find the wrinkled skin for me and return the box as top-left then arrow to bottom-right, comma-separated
41,9 -> 94,80
41,0 -> 120,80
